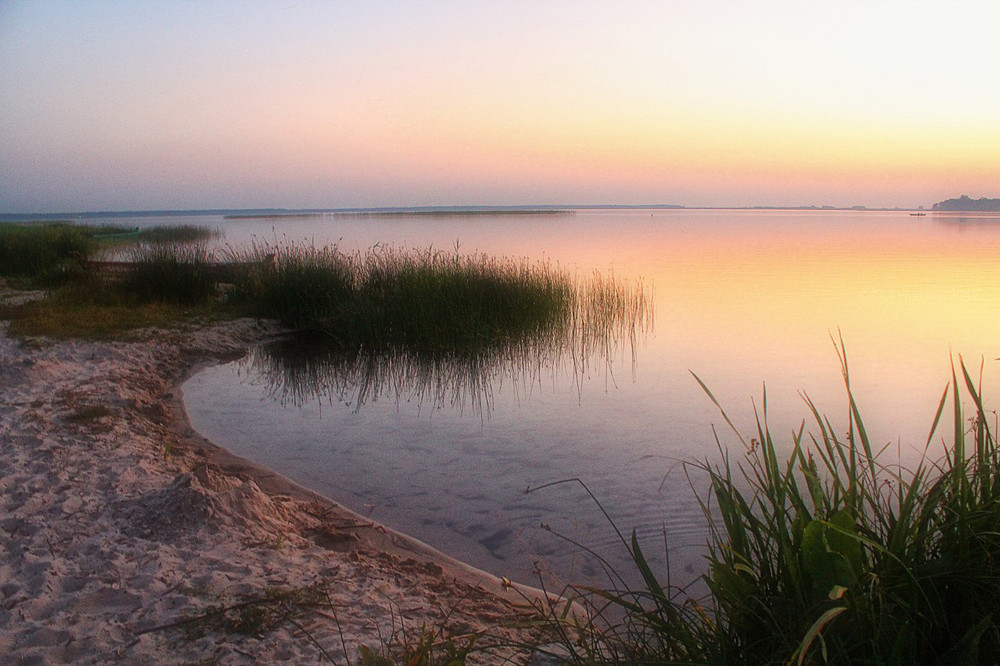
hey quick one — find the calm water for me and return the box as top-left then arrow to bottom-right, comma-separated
169,208 -> 1000,588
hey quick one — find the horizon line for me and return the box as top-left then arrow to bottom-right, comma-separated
0,202 -> 938,220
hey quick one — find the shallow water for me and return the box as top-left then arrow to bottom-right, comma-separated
175,208 -> 1000,588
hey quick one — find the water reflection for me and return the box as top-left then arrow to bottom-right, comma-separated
932,212 -> 1000,227
181,209 -> 1000,589
239,275 -> 652,418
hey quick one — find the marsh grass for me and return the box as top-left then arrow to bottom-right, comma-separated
225,241 -> 630,357
118,242 -> 218,305
568,271 -> 651,384
230,243 -> 650,416
2,230 -> 648,351
0,221 -> 218,288
356,245 -> 574,354
0,222 -> 96,285
89,223 -> 218,248
134,224 -> 218,245
532,343 -> 1000,665
223,238 -> 355,331
0,237 -> 224,338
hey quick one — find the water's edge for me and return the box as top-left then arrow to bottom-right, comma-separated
171,328 -> 554,605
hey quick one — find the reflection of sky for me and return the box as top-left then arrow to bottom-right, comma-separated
200,208 -> 1000,446
181,209 -> 1000,586
3,2 -> 1000,212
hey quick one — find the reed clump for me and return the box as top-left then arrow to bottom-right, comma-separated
224,239 -> 356,332
118,242 -> 217,305
533,344 -> 1000,665
358,246 -> 574,354
0,223 -> 96,285
235,264 -> 651,419
227,242 -> 579,355
134,224 -> 218,245
225,241 -> 652,419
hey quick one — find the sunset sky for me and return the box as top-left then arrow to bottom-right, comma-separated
2,0 -> 998,213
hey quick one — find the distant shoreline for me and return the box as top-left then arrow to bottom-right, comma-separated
0,203 -> 949,222
224,209 -> 574,220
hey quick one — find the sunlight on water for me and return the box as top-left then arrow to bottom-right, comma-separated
181,208 -> 1000,588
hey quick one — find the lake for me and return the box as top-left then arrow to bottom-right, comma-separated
168,207 -> 1000,589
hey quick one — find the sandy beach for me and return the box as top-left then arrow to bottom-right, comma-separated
0,316 -> 558,664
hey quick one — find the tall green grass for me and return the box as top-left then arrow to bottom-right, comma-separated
224,239 -> 356,332
3,230 -> 650,352
533,343 -> 1000,665
135,224 -> 218,245
0,223 -> 95,284
240,275 -> 650,418
225,241 -> 650,416
119,242 -> 218,305
226,241 -> 588,355
360,245 -> 574,354
0,222 -> 218,287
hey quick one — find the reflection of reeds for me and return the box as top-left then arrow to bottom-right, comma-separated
225,241 -> 649,353
231,243 -> 652,416
242,336 -> 550,416
569,271 -> 653,382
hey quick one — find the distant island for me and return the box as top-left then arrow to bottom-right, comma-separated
932,195 -> 1000,212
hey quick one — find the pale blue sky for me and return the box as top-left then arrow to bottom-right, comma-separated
2,0 -> 999,213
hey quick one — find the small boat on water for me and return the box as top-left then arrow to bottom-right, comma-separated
909,212 -> 926,216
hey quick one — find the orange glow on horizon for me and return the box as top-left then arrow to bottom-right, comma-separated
3,1 -> 1000,211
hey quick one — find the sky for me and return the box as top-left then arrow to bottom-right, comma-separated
2,0 -> 999,213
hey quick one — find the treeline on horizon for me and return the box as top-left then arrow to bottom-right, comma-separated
932,194 -> 1000,211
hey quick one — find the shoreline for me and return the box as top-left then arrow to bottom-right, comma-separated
0,317 -> 555,663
